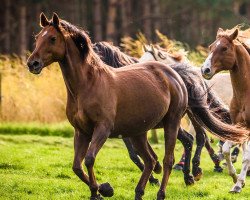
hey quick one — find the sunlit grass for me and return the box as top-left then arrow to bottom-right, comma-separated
0,132 -> 249,200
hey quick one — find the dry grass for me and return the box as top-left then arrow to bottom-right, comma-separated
0,55 -> 66,122
0,31 -> 208,123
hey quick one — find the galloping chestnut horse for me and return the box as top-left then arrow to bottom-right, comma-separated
27,13 -> 248,199
27,13 -> 189,200
201,27 -> 250,193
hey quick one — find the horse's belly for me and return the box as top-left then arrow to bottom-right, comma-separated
112,100 -> 169,137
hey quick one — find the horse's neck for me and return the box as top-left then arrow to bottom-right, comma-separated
59,39 -> 107,99
230,45 -> 250,101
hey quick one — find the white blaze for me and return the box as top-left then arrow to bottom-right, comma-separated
216,41 -> 221,47
42,31 -> 48,37
202,52 -> 213,71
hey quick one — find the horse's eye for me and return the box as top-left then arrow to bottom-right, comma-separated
221,47 -> 227,52
50,37 -> 56,43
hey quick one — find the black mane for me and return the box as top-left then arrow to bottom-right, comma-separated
93,42 -> 139,68
59,20 -> 91,60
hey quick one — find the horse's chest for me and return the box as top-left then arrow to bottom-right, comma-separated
66,103 -> 93,133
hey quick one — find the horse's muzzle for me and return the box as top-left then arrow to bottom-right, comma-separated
27,60 -> 43,74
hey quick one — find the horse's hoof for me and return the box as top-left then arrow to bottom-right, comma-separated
173,164 -> 183,171
149,177 -> 160,186
229,186 -> 242,193
90,194 -> 104,200
214,166 -> 223,173
154,161 -> 162,174
98,182 -> 114,197
184,174 -> 195,186
157,191 -> 165,200
193,168 -> 203,181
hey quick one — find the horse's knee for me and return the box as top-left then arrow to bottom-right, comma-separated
85,155 -> 95,168
72,166 -> 82,177
222,142 -> 232,155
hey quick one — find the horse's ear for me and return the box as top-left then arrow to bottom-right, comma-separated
142,44 -> 147,52
229,29 -> 238,41
40,12 -> 49,27
217,27 -> 224,35
52,12 -> 60,27
150,44 -> 155,54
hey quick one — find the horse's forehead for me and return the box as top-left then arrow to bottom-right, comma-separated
40,26 -> 58,37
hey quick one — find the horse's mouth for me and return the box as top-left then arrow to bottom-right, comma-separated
202,74 -> 213,80
29,67 -> 43,75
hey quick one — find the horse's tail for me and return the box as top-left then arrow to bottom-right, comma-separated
190,106 -> 249,143
206,83 -> 232,124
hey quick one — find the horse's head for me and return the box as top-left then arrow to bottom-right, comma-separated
201,28 -> 239,80
27,13 -> 66,74
139,44 -> 188,65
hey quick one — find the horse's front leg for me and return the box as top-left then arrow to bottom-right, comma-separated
230,142 -> 249,193
85,123 -> 113,200
222,141 -> 238,183
72,129 -> 91,185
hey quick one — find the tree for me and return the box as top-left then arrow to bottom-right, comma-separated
106,0 -> 118,43
93,0 -> 103,41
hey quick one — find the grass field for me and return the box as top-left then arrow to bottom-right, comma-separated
0,130 -> 250,200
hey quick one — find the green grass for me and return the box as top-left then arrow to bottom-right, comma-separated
0,122 -> 73,137
0,132 -> 250,199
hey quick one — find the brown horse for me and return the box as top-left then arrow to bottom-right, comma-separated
27,13 -> 189,200
201,27 -> 250,193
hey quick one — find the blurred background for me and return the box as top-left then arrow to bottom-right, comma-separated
0,0 -> 250,56
0,0 -> 249,124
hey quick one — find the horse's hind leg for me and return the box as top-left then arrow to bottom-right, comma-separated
123,138 -> 160,185
157,115 -> 182,200
230,142 -> 249,193
130,133 -> 156,200
147,140 -> 162,174
177,127 -> 194,185
204,133 -> 222,172
222,141 -> 238,183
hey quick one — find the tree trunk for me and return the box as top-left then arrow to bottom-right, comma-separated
120,0 -> 131,36
106,0 -> 117,43
20,5 -> 27,60
93,0 -> 103,41
142,0 -> 152,40
152,0 -> 161,31
4,0 -> 11,54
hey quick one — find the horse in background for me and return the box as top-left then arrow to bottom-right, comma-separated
201,27 -> 250,193
139,45 -> 230,177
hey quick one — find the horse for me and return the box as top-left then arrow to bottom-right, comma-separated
201,27 -> 250,193
93,42 -> 194,186
139,45 -> 231,177
27,12 -> 190,200
27,13 -> 249,200
93,42 -> 196,186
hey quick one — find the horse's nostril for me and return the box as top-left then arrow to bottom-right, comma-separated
204,68 -> 211,74
33,61 -> 40,67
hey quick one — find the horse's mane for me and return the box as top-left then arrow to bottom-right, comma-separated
59,20 -> 103,66
93,42 -> 138,68
156,45 -> 188,62
217,25 -> 250,54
